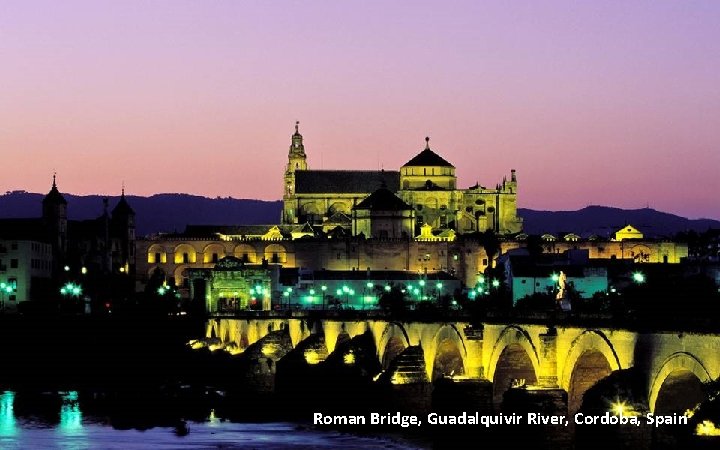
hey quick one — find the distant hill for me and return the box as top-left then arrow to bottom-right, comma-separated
0,191 -> 282,237
518,205 -> 720,238
1,192 -> 718,238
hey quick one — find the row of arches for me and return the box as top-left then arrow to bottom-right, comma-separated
207,319 -> 716,416
147,243 -> 288,265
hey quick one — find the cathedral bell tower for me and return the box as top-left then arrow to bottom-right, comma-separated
282,121 -> 307,223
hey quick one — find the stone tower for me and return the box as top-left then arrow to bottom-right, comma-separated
42,174 -> 68,266
282,121 -> 308,224
111,187 -> 136,275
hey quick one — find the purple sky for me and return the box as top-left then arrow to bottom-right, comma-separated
1,1 -> 719,219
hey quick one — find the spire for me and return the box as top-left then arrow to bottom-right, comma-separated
425,136 -> 430,150
43,171 -> 67,205
121,181 -> 125,198
289,121 -> 305,156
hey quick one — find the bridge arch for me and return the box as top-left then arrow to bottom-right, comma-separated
649,352 -> 712,413
487,326 -> 540,406
426,324 -> 467,381
561,330 -> 621,412
487,326 -> 540,382
377,322 -> 411,369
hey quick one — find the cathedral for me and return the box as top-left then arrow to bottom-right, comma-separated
282,122 -> 523,238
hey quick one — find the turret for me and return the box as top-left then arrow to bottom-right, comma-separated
111,187 -> 136,275
42,174 -> 68,261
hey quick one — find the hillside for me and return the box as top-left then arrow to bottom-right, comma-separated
1,192 -> 718,238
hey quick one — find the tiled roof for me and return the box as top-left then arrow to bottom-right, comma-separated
295,170 -> 399,194
354,188 -> 412,211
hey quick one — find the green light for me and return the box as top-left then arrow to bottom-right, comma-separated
286,287 -> 293,292
309,289 -> 315,295
342,285 -> 349,293
283,291 -> 289,297
492,279 -> 500,288
4,287 -> 10,294
60,287 -> 67,295
551,273 -> 559,282
249,287 -> 255,294
366,282 -> 373,288
363,296 -> 375,303
72,287 -> 81,296
0,282 -> 5,289
469,291 -> 476,299
321,285 -> 327,291
336,289 -> 342,296
436,282 -> 443,290
233,291 -> 239,297
633,272 -> 645,283
157,286 -> 166,295
348,289 -> 355,295
384,285 -> 391,292
255,285 -> 263,292
419,280 -> 425,287
477,275 -> 485,284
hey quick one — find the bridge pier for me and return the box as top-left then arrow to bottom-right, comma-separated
503,387 -> 571,450
538,327 -> 559,388
462,324 -> 485,379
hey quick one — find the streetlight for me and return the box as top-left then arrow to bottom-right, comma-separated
321,285 -> 327,310
632,272 -> 645,284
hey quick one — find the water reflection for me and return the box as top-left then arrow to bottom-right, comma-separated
0,390 -> 422,449
0,391 -> 17,437
58,391 -> 83,435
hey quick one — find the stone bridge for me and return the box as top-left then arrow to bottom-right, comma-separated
202,316 -> 720,415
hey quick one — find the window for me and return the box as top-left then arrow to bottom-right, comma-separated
183,253 -> 189,263
482,258 -> 488,266
10,259 -> 18,268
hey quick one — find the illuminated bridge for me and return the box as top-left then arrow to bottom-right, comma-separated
198,315 -> 720,417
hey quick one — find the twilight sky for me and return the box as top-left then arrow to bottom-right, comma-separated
1,1 -> 719,219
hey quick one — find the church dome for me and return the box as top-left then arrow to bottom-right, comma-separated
402,137 -> 454,168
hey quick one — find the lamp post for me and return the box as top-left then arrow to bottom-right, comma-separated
321,285 -> 327,310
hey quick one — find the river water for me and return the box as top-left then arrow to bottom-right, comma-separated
0,391 -> 424,449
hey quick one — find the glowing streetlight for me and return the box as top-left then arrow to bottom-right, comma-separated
492,279 -> 500,288
632,272 -> 645,284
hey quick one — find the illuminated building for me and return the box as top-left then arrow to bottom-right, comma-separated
282,123 -> 523,236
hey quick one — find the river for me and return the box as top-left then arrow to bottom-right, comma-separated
0,391 -> 424,449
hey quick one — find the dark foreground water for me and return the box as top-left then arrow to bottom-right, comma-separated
0,391 -> 423,450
